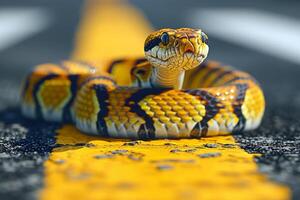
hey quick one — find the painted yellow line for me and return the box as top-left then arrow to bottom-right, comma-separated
41,126 -> 290,200
40,0 -> 291,199
72,0 -> 152,61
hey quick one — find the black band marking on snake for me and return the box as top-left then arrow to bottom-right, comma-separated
223,77 -> 251,85
130,66 -> 143,87
33,74 -> 59,120
62,74 -> 79,123
187,62 -> 209,86
232,83 -> 249,133
144,37 -> 161,51
107,59 -> 125,73
94,84 -> 110,137
185,89 -> 223,137
21,73 -> 32,98
134,58 -> 147,66
56,62 -> 106,123
125,88 -> 169,139
210,70 -> 234,86
201,66 -> 223,85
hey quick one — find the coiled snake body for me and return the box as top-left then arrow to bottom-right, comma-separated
21,28 -> 265,139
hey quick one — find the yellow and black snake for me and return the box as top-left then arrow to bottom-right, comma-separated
21,28 -> 265,139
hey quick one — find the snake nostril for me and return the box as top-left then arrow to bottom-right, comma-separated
137,70 -> 146,75
183,42 -> 195,54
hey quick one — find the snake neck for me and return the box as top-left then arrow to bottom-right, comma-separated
150,67 -> 185,89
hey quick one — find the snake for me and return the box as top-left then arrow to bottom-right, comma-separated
21,28 -> 265,139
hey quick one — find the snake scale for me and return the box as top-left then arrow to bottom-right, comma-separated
21,28 -> 265,139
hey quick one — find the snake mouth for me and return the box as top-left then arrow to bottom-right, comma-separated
147,52 -> 201,62
184,52 -> 206,61
146,51 -> 206,70
198,54 -> 206,60
147,53 -> 174,63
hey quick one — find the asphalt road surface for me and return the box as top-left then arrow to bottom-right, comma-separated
0,0 -> 300,199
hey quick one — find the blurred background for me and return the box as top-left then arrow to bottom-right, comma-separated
0,0 -> 300,199
0,0 -> 300,110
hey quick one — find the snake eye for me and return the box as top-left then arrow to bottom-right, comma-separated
201,32 -> 208,44
160,32 -> 169,45
137,69 -> 146,75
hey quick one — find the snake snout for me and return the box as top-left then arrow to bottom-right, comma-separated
182,40 -> 195,54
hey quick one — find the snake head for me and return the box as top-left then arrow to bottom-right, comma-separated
144,28 -> 209,72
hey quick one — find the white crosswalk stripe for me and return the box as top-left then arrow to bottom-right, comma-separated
191,9 -> 300,65
0,8 -> 52,51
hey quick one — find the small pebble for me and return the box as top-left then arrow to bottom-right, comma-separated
170,149 -> 181,153
74,143 -> 86,147
69,172 -> 90,180
184,148 -> 197,153
53,159 -> 65,164
0,153 -> 10,159
85,143 -> 96,148
164,143 -> 176,146
198,152 -> 222,158
204,143 -> 218,148
123,141 -> 140,146
111,149 -> 128,155
156,164 -> 173,170
127,154 -> 142,161
163,159 -> 195,163
222,144 -> 236,148
94,154 -> 114,159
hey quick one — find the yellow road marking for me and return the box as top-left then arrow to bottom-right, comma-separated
72,0 -> 152,61
41,126 -> 289,200
40,0 -> 290,199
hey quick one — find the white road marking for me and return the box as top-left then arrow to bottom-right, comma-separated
0,8 -> 52,51
191,9 -> 300,65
